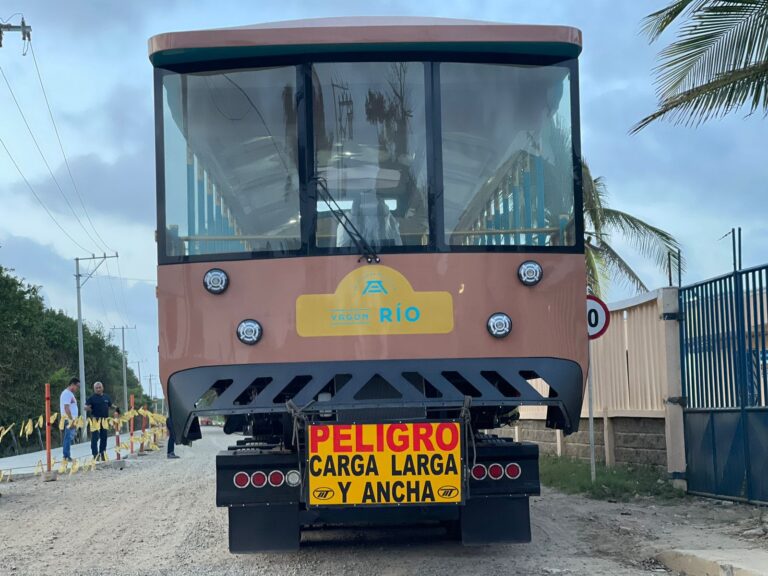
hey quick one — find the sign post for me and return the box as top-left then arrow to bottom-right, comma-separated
586,295 -> 610,483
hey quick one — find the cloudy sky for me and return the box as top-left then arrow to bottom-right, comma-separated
0,1 -> 765,392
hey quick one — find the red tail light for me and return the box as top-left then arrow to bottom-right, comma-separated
268,470 -> 285,487
250,471 -> 267,488
488,463 -> 504,480
233,471 -> 250,489
471,464 -> 487,480
505,462 -> 522,480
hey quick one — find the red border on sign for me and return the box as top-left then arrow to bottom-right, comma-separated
587,294 -> 611,340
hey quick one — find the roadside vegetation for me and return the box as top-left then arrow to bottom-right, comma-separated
0,265 -> 148,456
539,454 -> 686,501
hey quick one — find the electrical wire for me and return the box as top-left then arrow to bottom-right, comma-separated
29,42 -> 114,253
0,64 -> 102,252
115,257 -> 149,368
0,13 -> 22,23
0,135 -> 91,253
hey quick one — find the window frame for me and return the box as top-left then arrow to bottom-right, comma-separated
154,52 -> 583,265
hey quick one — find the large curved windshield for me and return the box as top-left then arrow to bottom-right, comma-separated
313,62 -> 428,250
162,66 -> 300,257
158,59 -> 577,261
441,62 -> 575,247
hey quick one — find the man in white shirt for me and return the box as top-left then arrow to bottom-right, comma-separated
60,377 -> 80,461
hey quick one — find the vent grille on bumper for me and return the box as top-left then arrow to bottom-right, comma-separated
168,358 -> 583,442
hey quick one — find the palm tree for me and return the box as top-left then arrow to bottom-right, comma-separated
633,0 -> 768,131
581,159 -> 682,297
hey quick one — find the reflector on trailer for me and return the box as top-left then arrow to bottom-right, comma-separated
268,470 -> 285,487
285,469 -> 301,487
251,471 -> 267,488
488,463 -> 504,480
471,464 -> 487,480
233,471 -> 250,489
505,462 -> 522,480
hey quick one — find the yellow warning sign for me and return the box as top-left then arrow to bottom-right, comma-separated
307,422 -> 463,506
296,265 -> 454,337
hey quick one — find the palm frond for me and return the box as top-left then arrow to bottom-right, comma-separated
636,0 -> 768,130
585,243 -> 602,297
581,159 -> 607,236
655,1 -> 768,97
632,58 -> 768,130
600,208 -> 684,274
595,241 -> 650,294
641,0 -> 709,41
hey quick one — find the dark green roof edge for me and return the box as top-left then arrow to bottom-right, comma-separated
150,41 -> 581,68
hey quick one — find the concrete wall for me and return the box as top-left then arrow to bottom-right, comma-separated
498,415 -> 667,469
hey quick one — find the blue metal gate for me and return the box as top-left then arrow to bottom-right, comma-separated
679,265 -> 768,503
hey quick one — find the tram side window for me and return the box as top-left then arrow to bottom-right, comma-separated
312,62 -> 429,250
162,67 -> 300,258
440,62 -> 576,247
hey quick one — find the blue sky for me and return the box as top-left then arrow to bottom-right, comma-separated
0,1 -> 765,393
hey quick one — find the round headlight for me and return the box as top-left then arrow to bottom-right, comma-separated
518,261 -> 543,286
236,319 -> 263,345
487,313 -> 512,338
203,268 -> 229,294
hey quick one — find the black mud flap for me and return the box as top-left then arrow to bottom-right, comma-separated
228,503 -> 300,552
461,496 -> 531,545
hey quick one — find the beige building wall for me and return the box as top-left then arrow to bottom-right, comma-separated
516,289 -> 685,480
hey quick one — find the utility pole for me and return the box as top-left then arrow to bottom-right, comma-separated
76,253 -> 118,439
111,325 -> 136,416
130,360 -> 144,395
0,17 -> 31,48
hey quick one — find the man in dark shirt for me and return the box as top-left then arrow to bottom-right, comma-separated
85,381 -> 120,461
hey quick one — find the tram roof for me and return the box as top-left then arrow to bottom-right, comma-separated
149,16 -> 582,67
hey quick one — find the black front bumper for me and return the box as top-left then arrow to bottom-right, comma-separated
168,357 -> 584,443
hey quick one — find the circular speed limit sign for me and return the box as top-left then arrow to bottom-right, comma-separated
586,295 -> 610,339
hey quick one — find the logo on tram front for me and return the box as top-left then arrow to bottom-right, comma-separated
295,265 -> 454,337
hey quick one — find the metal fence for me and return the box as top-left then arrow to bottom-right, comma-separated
680,264 -> 768,503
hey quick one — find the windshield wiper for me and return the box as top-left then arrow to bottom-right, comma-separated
311,175 -> 380,264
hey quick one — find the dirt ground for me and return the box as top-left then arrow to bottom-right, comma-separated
0,427 -> 765,576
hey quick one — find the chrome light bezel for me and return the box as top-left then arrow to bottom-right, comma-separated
203,268 -> 229,295
487,312 -> 512,338
518,261 -> 543,286
236,319 -> 263,345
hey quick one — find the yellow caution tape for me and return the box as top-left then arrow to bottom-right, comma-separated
34,460 -> 43,476
36,415 -> 43,429
50,413 -> 58,425
69,459 -> 80,475
24,418 -> 33,438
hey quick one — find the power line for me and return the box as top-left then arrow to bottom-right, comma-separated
0,64 -> 102,252
94,273 -> 156,283
0,134 -> 91,253
1,13 -> 23,23
103,259 -> 129,328
115,257 -> 148,364
29,42 -> 114,253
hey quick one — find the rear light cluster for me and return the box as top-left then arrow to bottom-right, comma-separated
233,469 -> 301,489
470,462 -> 522,481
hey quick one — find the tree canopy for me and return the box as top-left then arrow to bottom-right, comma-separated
0,265 -> 148,455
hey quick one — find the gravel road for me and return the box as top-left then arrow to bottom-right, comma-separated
1,427 -> 765,576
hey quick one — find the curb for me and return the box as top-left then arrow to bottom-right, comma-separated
657,549 -> 768,576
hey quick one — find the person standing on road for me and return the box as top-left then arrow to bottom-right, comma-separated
167,415 -> 179,459
85,381 -> 120,461
60,378 -> 80,462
